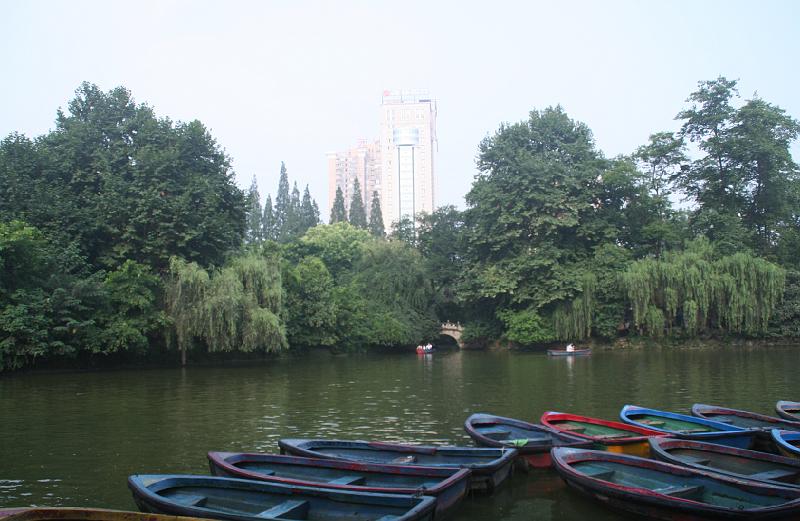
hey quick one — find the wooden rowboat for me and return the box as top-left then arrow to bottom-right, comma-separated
277,438 -> 517,492
546,348 -> 591,356
620,405 -> 757,449
463,413 -> 592,468
691,403 -> 800,451
776,401 -> 800,422
540,411 -> 665,457
691,403 -> 800,431
207,451 -> 470,517
0,509 -> 207,521
128,474 -> 436,521
772,430 -> 800,460
649,437 -> 800,488
552,448 -> 800,520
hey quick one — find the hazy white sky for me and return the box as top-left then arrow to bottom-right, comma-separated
2,0 -> 799,216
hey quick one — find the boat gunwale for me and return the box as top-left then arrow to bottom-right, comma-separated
771,430 -> 800,457
776,401 -> 800,422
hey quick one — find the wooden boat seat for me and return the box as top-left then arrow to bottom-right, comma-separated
558,424 -> 586,433
481,428 -> 512,440
256,500 -> 309,519
180,495 -> 208,507
654,485 -> 703,498
581,468 -> 616,480
594,433 -> 628,439
678,455 -> 711,465
327,475 -> 366,486
390,455 -> 417,464
679,428 -> 711,433
639,419 -> 665,427
749,469 -> 800,482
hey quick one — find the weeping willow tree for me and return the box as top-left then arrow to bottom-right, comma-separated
620,237 -> 785,337
165,254 -> 287,365
552,273 -> 596,341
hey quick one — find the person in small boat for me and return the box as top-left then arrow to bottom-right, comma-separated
566,343 -> 575,352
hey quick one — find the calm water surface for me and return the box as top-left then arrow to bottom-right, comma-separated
1,345 -> 798,520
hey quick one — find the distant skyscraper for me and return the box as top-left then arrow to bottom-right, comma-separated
379,90 -> 437,227
327,90 -> 436,230
327,139 -> 381,221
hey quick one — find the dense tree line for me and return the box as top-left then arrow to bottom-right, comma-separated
0,78 -> 798,371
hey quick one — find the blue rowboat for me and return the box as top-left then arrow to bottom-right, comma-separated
128,474 -> 436,521
776,401 -> 800,422
772,430 -> 800,460
207,452 -> 470,518
619,405 -> 756,449
552,448 -> 800,520
463,413 -> 592,468
649,437 -> 800,488
278,439 -> 517,492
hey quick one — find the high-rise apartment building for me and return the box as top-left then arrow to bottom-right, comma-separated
327,90 -> 436,230
379,90 -> 437,226
326,139 -> 381,220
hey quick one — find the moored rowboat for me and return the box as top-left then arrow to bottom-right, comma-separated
463,413 -> 592,468
0,509 -> 208,521
648,437 -> 800,488
128,474 -> 436,521
776,401 -> 800,422
691,403 -> 800,431
772,430 -> 800,460
540,411 -> 665,457
620,405 -> 756,449
207,451 -> 470,517
552,448 -> 800,520
278,438 -> 517,492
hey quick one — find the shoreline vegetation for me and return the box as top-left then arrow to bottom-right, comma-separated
2,77 -> 800,373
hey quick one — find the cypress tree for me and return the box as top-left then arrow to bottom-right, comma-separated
330,186 -> 347,224
369,191 -> 385,238
299,185 -> 319,234
274,162 -> 290,241
288,181 -> 301,238
348,178 -> 368,228
262,194 -> 275,241
244,175 -> 263,244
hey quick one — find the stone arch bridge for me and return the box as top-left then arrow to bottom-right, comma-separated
439,322 -> 464,348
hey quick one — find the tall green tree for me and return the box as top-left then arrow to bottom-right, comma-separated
675,77 -> 750,252
368,191 -> 385,238
348,178 -> 368,228
262,194 -> 275,241
329,186 -> 347,224
288,181 -> 301,237
244,175 -> 263,244
0,82 -> 246,270
274,162 -> 291,241
730,97 -> 800,258
462,106 -> 608,310
299,185 -> 320,234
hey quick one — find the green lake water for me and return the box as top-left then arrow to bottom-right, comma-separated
1,345 -> 798,520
